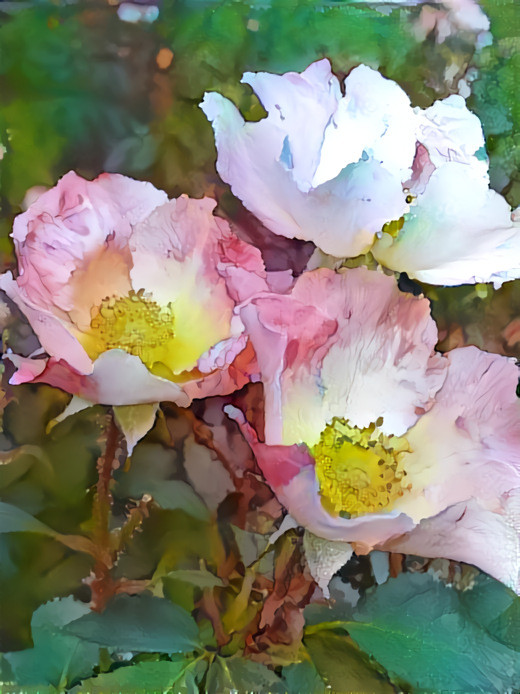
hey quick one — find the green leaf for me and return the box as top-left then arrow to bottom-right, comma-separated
3,597 -> 99,688
206,656 -> 285,694
304,631 -> 394,693
114,443 -> 209,521
231,525 -> 273,575
0,501 -> 57,537
69,657 -> 192,694
165,568 -> 224,590
281,660 -> 326,694
346,572 -> 520,692
65,594 -> 201,654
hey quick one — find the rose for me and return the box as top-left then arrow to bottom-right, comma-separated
227,267 -> 520,592
201,60 -> 520,287
0,172 -> 266,420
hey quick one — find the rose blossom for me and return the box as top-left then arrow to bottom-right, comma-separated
0,171 -> 266,410
201,60 -> 520,287
226,267 -> 520,592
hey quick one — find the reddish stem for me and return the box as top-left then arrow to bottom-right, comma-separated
89,413 -> 121,611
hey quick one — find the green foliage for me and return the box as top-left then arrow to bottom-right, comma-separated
281,659 -> 327,694
205,655 -> 286,694
113,442 -> 209,521
65,593 -> 201,654
68,657 -> 194,694
3,596 -> 99,689
0,500 -> 60,536
0,2 -> 160,210
470,0 -> 520,204
338,572 -> 520,692
304,631 -> 395,693
2,593 -> 206,689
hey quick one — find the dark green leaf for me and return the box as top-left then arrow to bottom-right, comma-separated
282,660 -> 326,694
0,501 -> 57,536
65,594 -> 201,654
4,597 -> 99,687
347,572 -> 520,692
206,656 -> 285,694
305,631 -> 394,693
69,657 -> 192,694
165,568 -> 224,590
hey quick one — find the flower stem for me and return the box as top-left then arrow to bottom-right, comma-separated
89,412 -> 121,611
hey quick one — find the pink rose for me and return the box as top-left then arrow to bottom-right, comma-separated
227,267 -> 520,592
0,171 -> 266,407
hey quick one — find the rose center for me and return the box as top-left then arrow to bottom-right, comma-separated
88,290 -> 175,370
311,417 -> 411,518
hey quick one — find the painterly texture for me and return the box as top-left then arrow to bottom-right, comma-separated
1,1 -> 520,692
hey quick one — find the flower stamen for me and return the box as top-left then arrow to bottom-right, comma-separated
312,417 -> 411,517
87,290 -> 175,370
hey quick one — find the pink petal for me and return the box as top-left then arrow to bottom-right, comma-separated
0,271 -> 94,375
402,346 -> 520,520
226,404 -> 416,547
242,267 -> 447,446
128,195 -> 266,375
27,350 -> 190,407
381,498 -> 520,593
12,171 -> 167,313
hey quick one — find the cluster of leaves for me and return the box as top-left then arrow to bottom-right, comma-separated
2,382 -> 520,692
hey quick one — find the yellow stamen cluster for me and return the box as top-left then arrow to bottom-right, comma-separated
311,417 -> 411,518
88,290 -> 175,370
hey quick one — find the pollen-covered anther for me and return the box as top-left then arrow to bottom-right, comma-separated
312,417 -> 411,518
88,289 -> 175,369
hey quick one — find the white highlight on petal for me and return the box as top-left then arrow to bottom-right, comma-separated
313,65 -> 416,187
242,59 -> 342,193
373,161 -> 520,286
416,94 -> 486,170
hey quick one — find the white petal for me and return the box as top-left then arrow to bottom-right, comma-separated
313,64 -> 417,187
201,87 -> 407,257
416,94 -> 486,170
242,59 -> 342,192
373,161 -> 520,286
83,350 -> 190,407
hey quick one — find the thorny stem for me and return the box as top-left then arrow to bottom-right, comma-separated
88,412 -> 121,612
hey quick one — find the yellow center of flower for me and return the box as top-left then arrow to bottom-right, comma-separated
87,290 -> 175,371
311,418 -> 411,518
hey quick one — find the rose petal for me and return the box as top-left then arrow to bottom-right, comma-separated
242,268 -> 447,446
373,162 -> 520,286
382,498 -> 520,593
